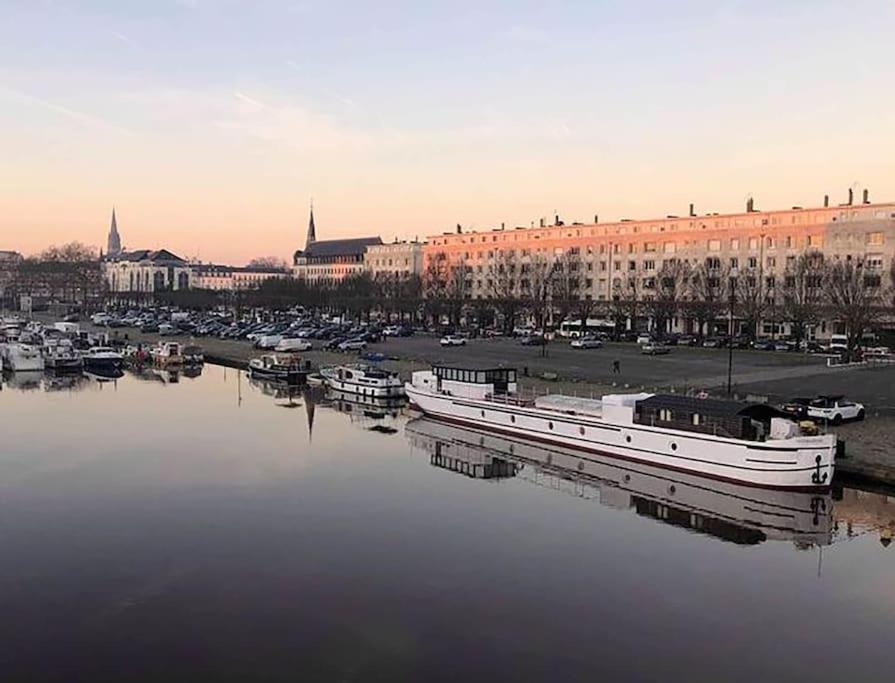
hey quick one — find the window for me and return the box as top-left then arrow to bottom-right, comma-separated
867,232 -> 884,246
730,238 -> 740,250
659,408 -> 673,422
692,413 -> 701,426
749,237 -> 759,250
645,242 -> 657,252
628,261 -> 637,271
748,257 -> 757,268
708,239 -> 721,252
808,235 -> 823,247
663,242 -> 676,254
644,260 -> 655,271
729,257 -> 739,268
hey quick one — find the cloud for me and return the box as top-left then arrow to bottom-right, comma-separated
0,85 -> 134,135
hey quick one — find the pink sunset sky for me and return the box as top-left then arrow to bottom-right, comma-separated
2,1 -> 893,265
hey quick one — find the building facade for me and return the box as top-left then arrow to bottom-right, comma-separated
423,194 -> 895,338
104,249 -> 192,294
364,241 -> 424,279
292,206 -> 382,283
192,264 -> 291,291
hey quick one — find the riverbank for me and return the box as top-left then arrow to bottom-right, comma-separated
38,313 -> 895,490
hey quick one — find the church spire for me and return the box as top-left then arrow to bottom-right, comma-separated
107,207 -> 122,256
305,200 -> 316,250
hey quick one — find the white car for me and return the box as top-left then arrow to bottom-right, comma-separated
383,326 -> 401,337
338,339 -> 367,352
275,338 -> 312,352
570,336 -> 603,349
636,333 -> 652,345
806,396 -> 865,424
440,335 -> 467,347
158,323 -> 176,336
256,334 -> 284,349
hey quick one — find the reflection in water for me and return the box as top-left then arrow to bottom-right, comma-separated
833,485 -> 895,548
407,417 -> 835,548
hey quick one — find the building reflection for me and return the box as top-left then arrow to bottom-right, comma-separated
832,484 -> 894,549
407,417 -> 834,548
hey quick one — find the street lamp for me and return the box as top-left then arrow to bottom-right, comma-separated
727,275 -> 737,397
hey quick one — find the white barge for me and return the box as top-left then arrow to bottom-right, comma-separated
405,365 -> 836,491
320,364 -> 404,398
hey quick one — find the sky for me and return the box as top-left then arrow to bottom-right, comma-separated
1,0 -> 893,265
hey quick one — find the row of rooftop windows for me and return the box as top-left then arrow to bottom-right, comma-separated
430,209 -> 895,246
451,231 -> 885,262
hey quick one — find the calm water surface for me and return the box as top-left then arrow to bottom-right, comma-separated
0,367 -> 893,682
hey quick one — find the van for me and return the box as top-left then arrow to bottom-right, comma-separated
828,334 -> 848,352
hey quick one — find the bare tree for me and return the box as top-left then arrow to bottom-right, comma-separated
732,267 -> 766,341
781,251 -> 824,346
609,273 -> 640,339
549,250 -> 583,329
247,256 -> 289,270
825,258 -> 884,361
422,251 -> 450,326
644,260 -> 689,340
687,262 -> 728,340
487,249 -> 524,334
521,253 -> 552,331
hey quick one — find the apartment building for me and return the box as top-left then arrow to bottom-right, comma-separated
423,194 -> 895,338
364,240 -> 424,279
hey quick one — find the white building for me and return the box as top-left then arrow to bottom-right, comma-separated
364,241 -> 424,279
192,264 -> 291,291
104,249 -> 192,294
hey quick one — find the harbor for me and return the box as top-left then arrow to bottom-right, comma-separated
20,310 -> 895,491
0,362 -> 892,681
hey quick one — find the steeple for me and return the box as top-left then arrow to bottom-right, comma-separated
305,201 -> 316,250
107,207 -> 122,256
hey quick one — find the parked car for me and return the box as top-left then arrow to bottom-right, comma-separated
677,335 -> 698,346
440,335 -> 467,347
140,322 -> 159,334
519,334 -> 546,346
702,337 -> 724,348
752,339 -> 775,351
338,338 -> 368,352
779,397 -> 812,420
275,338 -> 313,352
806,395 -> 865,424
636,333 -> 652,345
641,342 -> 671,355
570,336 -> 603,349
158,323 -> 177,336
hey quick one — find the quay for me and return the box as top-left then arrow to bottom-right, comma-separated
35,314 -> 895,491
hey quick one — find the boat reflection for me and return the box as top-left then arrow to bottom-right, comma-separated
406,417 -> 834,548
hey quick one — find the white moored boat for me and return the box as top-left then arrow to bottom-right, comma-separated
405,365 -> 836,491
1,343 -> 46,372
319,364 -> 404,398
42,339 -> 83,373
151,341 -> 185,367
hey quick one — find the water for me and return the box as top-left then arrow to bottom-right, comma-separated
0,366 -> 892,682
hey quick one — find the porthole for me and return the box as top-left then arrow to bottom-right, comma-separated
671,442 -> 677,451
548,421 -> 554,430
669,485 -> 676,495
579,426 -> 585,436
481,410 -> 485,417
624,474 -> 631,483
625,435 -> 632,443
577,461 -> 584,471
511,415 -> 516,423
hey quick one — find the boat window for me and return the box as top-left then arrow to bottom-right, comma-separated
659,408 -> 673,421
345,371 -> 353,379
692,413 -> 701,426
477,371 -> 486,383
548,421 -> 554,430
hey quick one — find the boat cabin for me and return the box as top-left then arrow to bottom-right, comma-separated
423,365 -> 518,400
633,394 -> 790,441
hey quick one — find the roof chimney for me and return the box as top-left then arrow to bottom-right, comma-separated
746,197 -> 755,213
539,217 -> 545,228
848,188 -> 854,206
689,203 -> 695,217
863,188 -> 870,204
554,213 -> 564,226
824,194 -> 829,207
501,222 -> 505,230
594,214 -> 599,224
456,223 -> 462,234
